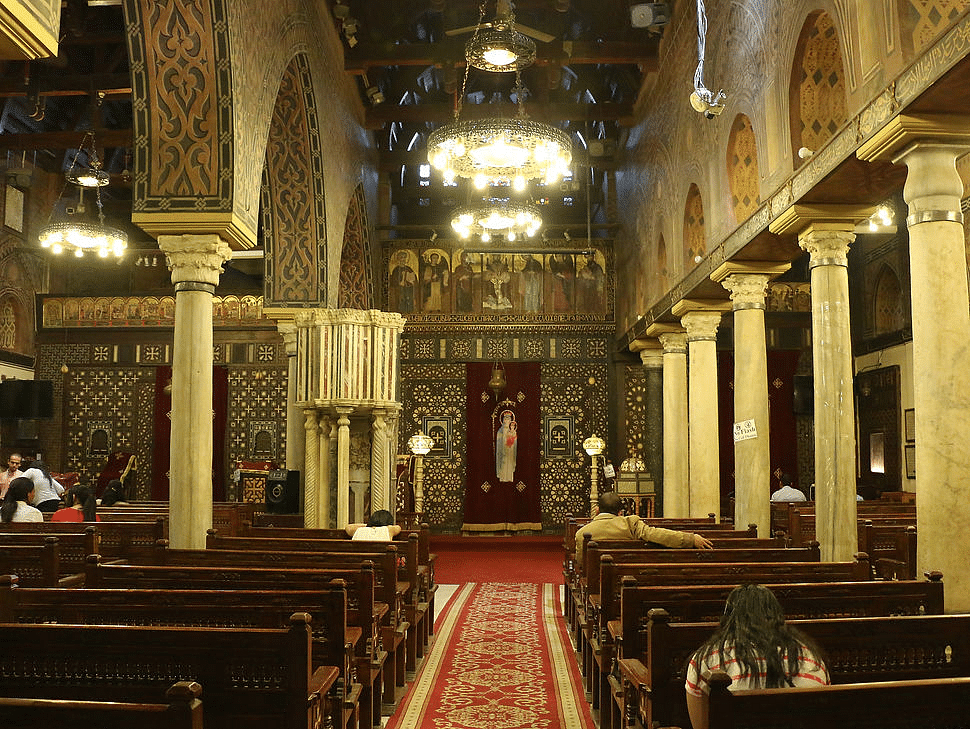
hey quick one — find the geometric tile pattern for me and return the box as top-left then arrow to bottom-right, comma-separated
908,0 -> 965,52
226,367 -> 288,499
796,12 -> 846,156
683,183 -> 706,268
727,113 -> 760,223
338,184 -> 374,310
623,365 -> 647,459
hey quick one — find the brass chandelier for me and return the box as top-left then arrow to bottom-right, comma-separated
428,5 -> 571,190
451,198 -> 542,242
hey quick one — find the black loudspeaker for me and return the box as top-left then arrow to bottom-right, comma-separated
265,469 -> 300,514
0,380 -> 54,419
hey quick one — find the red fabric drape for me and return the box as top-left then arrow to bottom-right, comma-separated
152,366 -> 228,501
463,362 -> 542,531
718,350 -> 802,500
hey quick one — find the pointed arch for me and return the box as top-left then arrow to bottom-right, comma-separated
727,113 -> 761,223
262,53 -> 327,305
338,184 -> 374,309
789,11 -> 847,167
657,234 -> 669,295
683,184 -> 706,269
873,264 -> 904,335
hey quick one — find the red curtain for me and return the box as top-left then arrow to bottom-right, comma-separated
718,350 -> 801,500
152,366 -> 228,501
463,362 -> 542,531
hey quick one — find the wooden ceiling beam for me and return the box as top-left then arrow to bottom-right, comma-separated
345,40 -> 658,74
0,73 -> 132,98
364,101 -> 635,128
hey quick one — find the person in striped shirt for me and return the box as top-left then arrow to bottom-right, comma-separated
684,584 -> 829,729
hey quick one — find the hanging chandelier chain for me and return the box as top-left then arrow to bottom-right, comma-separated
455,0 -> 490,121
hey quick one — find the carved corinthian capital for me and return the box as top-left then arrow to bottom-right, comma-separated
720,273 -> 770,310
159,234 -> 232,286
798,229 -> 854,268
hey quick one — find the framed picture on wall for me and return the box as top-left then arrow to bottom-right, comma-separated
544,416 -> 574,458
904,444 -> 916,479
904,408 -> 915,443
422,416 -> 452,458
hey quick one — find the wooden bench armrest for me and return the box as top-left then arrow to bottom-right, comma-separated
374,602 -> 390,620
617,657 -> 650,688
607,619 -> 622,642
346,626 -> 363,650
57,573 -> 85,588
307,665 -> 340,698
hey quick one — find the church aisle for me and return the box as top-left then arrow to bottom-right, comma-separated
387,580 -> 593,729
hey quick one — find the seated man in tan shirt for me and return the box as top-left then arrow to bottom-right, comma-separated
575,491 -> 714,567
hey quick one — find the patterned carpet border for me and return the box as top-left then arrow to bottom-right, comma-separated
388,583 -> 593,729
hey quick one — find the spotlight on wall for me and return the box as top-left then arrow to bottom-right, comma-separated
563,230 -> 572,241
797,146 -> 814,159
429,230 -> 438,242
689,89 -> 726,118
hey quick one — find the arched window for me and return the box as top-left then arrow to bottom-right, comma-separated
727,114 -> 760,222
873,264 -> 903,335
683,184 -> 706,268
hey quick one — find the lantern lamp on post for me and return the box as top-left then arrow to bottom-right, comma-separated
583,433 -> 606,516
407,431 -> 434,515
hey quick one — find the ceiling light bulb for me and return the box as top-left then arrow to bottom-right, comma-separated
474,174 -> 488,189
74,247 -> 84,258
481,231 -> 490,242
52,243 -> 63,254
869,220 -> 879,232
506,231 -> 516,241
513,175 -> 525,191
483,47 -> 517,67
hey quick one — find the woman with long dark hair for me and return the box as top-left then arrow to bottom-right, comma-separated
684,584 -> 829,729
52,484 -> 99,522
0,477 -> 43,523
20,460 -> 64,512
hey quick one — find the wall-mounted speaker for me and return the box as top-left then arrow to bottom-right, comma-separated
265,469 -> 300,514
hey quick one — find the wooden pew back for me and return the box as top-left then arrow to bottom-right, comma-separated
707,673 -> 970,729
0,612 -> 337,729
0,681 -> 203,729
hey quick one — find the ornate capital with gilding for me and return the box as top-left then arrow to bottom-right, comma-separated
798,228 -> 855,269
159,234 -> 232,287
679,311 -> 724,342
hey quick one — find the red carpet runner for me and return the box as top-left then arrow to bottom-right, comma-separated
388,582 -> 594,729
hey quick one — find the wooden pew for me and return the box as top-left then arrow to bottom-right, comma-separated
0,537 -> 62,586
0,681 -> 203,729
601,574 -> 946,729
237,521 -> 438,644
0,519 -> 165,556
618,608 -> 970,729
0,575 -> 363,729
860,522 -> 917,580
577,545 -> 823,719
202,532 -> 426,677
0,612 -> 339,729
707,673 -> 970,729
0,528 -> 97,583
83,556 -> 403,715
787,507 -> 916,548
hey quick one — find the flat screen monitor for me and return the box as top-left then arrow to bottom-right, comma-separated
0,380 -> 54,419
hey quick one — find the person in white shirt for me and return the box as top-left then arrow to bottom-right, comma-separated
20,460 -> 65,512
770,473 -> 806,502
0,478 -> 44,523
345,509 -> 402,541
0,453 -> 24,499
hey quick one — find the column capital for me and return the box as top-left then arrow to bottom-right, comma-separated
657,331 -> 687,354
630,339 -> 663,367
712,262 -> 790,311
856,113 -> 970,163
276,322 -> 298,356
680,310 -> 724,341
159,234 -> 232,287
798,228 -> 856,268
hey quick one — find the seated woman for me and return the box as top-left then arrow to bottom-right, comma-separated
685,584 -> 829,729
345,509 -> 402,541
20,460 -> 65,512
0,477 -> 43,523
52,484 -> 100,522
99,479 -> 128,507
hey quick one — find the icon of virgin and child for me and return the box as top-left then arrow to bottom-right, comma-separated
495,409 -> 518,482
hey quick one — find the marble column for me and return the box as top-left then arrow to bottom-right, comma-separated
317,414 -> 333,527
277,323 -> 305,478
386,410 -> 401,517
673,302 -> 729,519
303,410 -> 320,527
629,339 -> 664,506
371,408 -> 390,512
159,234 -> 230,550
712,263 -> 790,536
335,407 -> 354,528
886,137 -> 970,611
648,325 -> 688,517
801,226 -> 858,562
